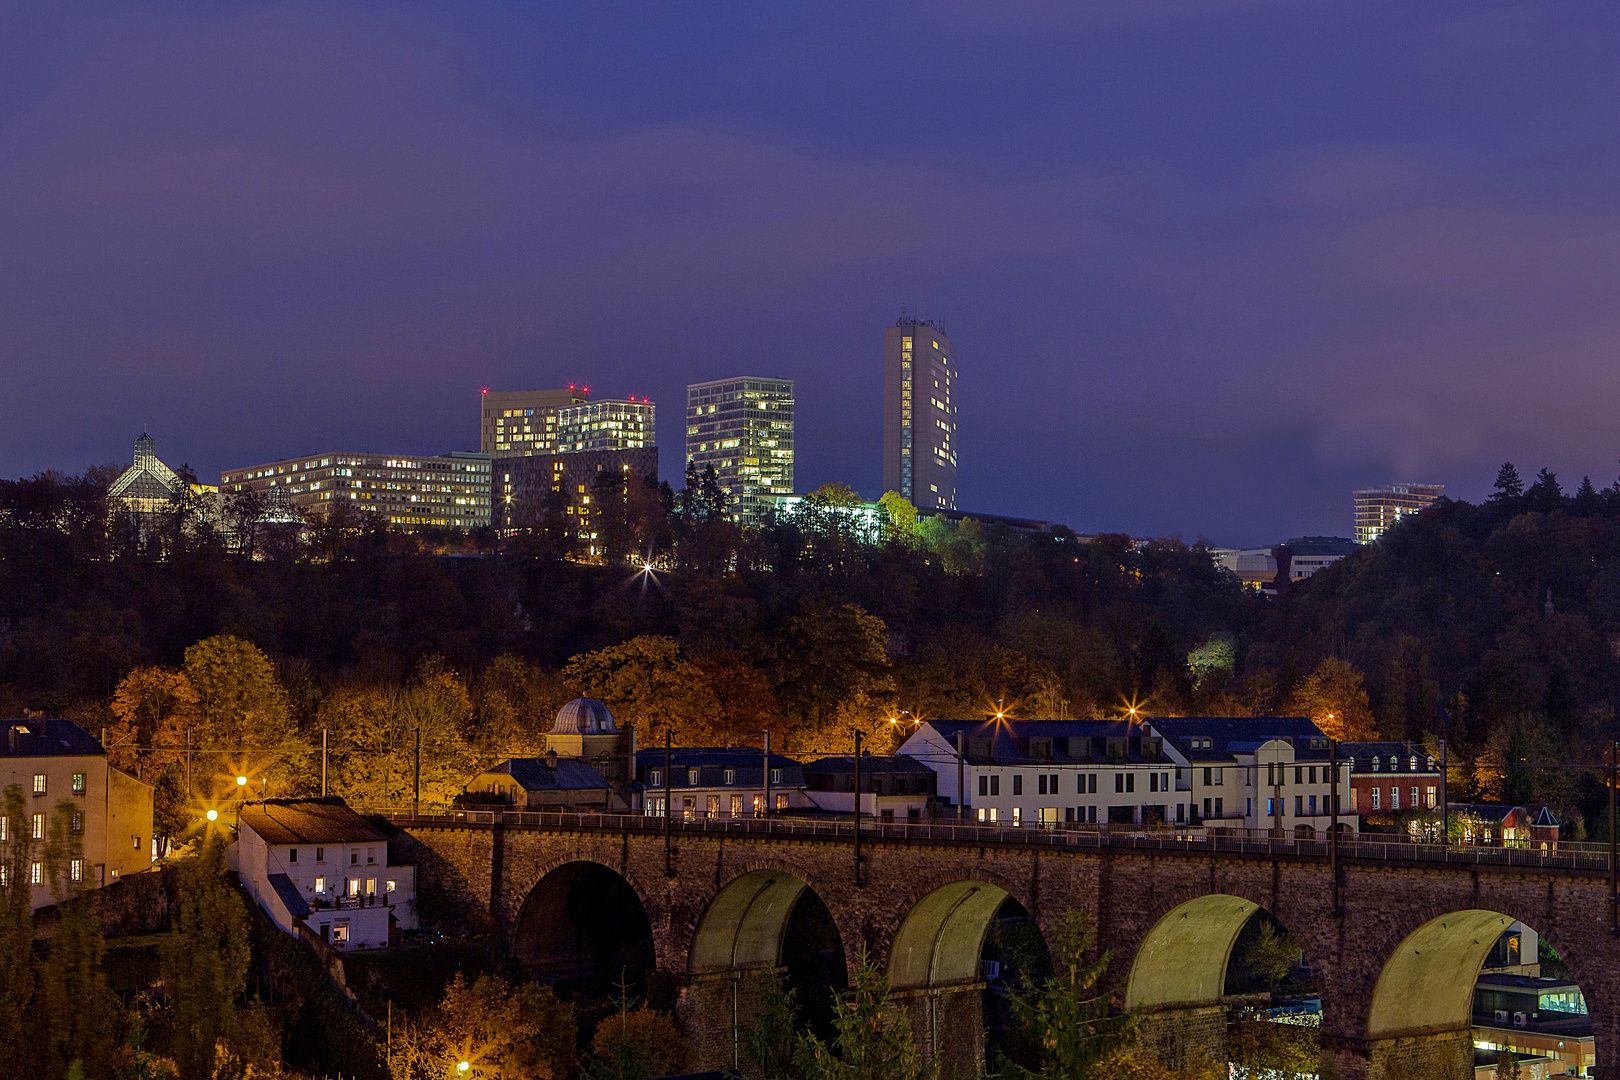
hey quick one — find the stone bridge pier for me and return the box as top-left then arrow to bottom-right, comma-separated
392,817 -> 1620,1080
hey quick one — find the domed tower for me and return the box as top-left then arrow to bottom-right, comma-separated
544,698 -> 625,765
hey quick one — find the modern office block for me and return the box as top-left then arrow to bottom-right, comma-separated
1354,484 -> 1444,544
480,387 -> 588,458
883,317 -> 957,509
221,451 -> 492,529
557,398 -> 656,454
685,377 -> 794,523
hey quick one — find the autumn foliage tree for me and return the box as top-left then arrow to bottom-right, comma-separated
1287,658 -> 1376,742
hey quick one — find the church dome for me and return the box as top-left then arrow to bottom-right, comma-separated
550,698 -> 618,735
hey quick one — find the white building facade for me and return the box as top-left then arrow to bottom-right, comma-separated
235,798 -> 416,950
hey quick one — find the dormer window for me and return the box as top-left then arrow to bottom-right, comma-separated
1371,758 -> 1379,772
649,770 -> 662,786
688,768 -> 700,786
1410,757 -> 1418,771
724,768 -> 736,785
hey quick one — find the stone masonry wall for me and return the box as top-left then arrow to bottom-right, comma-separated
400,822 -> 1620,1080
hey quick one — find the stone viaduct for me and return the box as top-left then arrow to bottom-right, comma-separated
384,812 -> 1620,1080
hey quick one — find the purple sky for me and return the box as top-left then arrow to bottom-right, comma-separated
4,2 -> 1620,545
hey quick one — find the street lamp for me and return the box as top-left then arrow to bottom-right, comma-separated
206,809 -> 219,822
457,1063 -> 470,1075
236,775 -> 248,788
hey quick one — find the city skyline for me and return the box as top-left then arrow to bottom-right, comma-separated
7,6 -> 1620,546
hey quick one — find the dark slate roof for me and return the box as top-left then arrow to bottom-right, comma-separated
1532,806 -> 1559,828
1148,716 -> 1334,762
634,748 -> 803,787
922,719 -> 1168,766
1,717 -> 106,758
1476,973 -> 1582,993
239,798 -> 388,845
1339,742 -> 1439,774
267,873 -> 311,919
1284,536 -> 1358,556
636,748 -> 801,769
490,757 -> 610,792
1448,802 -> 1521,822
804,754 -> 934,775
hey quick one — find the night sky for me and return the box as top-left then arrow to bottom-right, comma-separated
5,2 -> 1620,545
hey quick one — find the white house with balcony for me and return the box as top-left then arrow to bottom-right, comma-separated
234,797 -> 415,950
898,719 -> 1184,827
1146,717 -> 1359,836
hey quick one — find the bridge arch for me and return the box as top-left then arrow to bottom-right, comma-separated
887,876 -> 1046,1074
1363,909 -> 1598,1079
1125,893 -> 1264,1010
684,865 -> 849,1066
512,859 -> 658,999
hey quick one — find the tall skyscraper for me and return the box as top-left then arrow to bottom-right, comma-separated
480,387 -> 588,458
685,377 -> 795,523
883,317 -> 957,509
557,397 -> 656,453
1354,483 -> 1445,544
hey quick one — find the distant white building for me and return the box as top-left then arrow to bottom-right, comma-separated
234,797 -> 415,950
1213,536 -> 1356,594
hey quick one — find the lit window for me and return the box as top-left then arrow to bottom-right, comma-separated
32,775 -> 45,795
70,859 -> 82,882
30,862 -> 42,886
315,877 -> 326,893
31,813 -> 44,840
348,879 -> 360,896
386,879 -> 397,893
72,773 -> 85,793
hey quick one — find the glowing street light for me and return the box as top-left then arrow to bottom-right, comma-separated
206,809 -> 219,822
457,1063 -> 470,1074
236,775 -> 248,788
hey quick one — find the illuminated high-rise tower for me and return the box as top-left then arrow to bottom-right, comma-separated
883,316 -> 957,509
685,377 -> 795,523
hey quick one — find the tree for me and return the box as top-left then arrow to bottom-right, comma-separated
741,966 -> 806,1080
1242,922 -> 1296,988
1574,476 -> 1600,514
159,834 -> 251,1080
767,601 -> 894,746
796,948 -> 934,1080
321,662 -> 478,807
878,491 -> 918,546
1491,463 -> 1524,501
997,910 -> 1137,1080
1227,1021 -> 1318,1080
1529,468 -> 1563,513
107,666 -> 197,774
585,1004 -> 687,1080
1286,658 -> 1376,741
1497,1048 -> 1521,1080
0,785 -> 37,1079
406,972 -> 576,1080
183,636 -> 306,790
40,798 -> 117,1079
563,636 -> 718,739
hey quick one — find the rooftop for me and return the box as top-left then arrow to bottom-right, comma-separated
804,754 -> 933,775
1,717 -> 106,758
239,797 -> 388,845
488,757 -> 610,792
1148,716 -> 1335,762
635,747 -> 800,768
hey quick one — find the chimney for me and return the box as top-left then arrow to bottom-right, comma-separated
545,749 -> 559,770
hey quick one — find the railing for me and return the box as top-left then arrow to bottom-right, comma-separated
365,807 -> 1613,873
